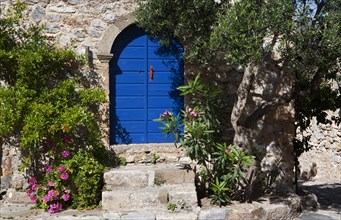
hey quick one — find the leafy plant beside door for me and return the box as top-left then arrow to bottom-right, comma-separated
156,75 -> 254,205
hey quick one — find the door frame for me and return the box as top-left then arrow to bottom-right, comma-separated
96,13 -> 186,146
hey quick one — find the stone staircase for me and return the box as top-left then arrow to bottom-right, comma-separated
101,163 -> 198,212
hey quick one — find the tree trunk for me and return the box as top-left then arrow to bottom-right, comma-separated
231,62 -> 296,193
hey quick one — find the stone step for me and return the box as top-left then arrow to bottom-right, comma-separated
102,183 -> 197,212
104,164 -> 195,190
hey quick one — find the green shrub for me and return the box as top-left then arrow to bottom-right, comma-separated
28,150 -> 105,212
156,75 -> 253,205
0,2 -> 110,211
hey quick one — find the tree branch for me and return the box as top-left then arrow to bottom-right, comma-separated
314,0 -> 326,20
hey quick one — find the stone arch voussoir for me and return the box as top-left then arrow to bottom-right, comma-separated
97,12 -> 136,61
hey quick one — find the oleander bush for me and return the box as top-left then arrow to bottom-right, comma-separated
156,75 -> 253,206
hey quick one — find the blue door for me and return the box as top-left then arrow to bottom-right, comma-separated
110,24 -> 184,144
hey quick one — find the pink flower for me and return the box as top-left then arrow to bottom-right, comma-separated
31,184 -> 38,191
189,111 -> 199,118
42,195 -> 51,203
186,108 -> 199,119
61,150 -> 70,158
48,202 -> 62,214
160,110 -> 173,119
48,181 -> 55,187
60,172 -> 69,180
42,186 -> 48,191
48,190 -> 55,197
64,189 -> 70,194
29,177 -> 37,185
26,189 -> 32,196
30,195 -> 38,203
61,193 -> 71,201
225,148 -> 232,154
45,165 -> 53,173
57,165 -> 66,172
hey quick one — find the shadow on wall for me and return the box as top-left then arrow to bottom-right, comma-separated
109,24 -> 145,144
153,39 -> 184,115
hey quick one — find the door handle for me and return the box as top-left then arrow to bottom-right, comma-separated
149,65 -> 154,81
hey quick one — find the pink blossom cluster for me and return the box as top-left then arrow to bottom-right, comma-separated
60,172 -> 69,180
61,193 -> 71,201
61,150 -> 70,158
160,110 -> 173,119
48,202 -> 63,214
27,178 -> 38,202
26,164 -> 71,213
46,165 -> 53,173
26,133 -> 74,214
186,108 -> 200,119
58,165 -> 66,172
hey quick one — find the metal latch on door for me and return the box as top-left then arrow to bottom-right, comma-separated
149,65 -> 154,80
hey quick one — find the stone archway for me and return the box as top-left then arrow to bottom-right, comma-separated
95,12 -> 136,147
97,12 -> 136,57
96,12 -> 137,93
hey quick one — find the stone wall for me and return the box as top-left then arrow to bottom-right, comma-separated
1,0 -> 136,54
1,138 -> 30,195
298,110 -> 341,182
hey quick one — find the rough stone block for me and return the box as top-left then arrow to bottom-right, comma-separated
168,185 -> 198,209
104,170 -> 154,189
227,210 -> 253,220
32,5 -> 45,20
102,191 -> 130,210
198,208 -> 229,220
300,193 -> 320,211
102,188 -> 161,211
129,188 -> 162,207
49,4 -> 76,13
5,188 -> 33,203
1,176 -> 11,192
265,204 -> 290,220
155,168 -> 195,184
250,207 -> 266,219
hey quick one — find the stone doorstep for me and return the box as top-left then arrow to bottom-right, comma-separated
102,184 -> 197,212
104,164 -> 195,190
104,169 -> 155,189
111,144 -> 189,163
